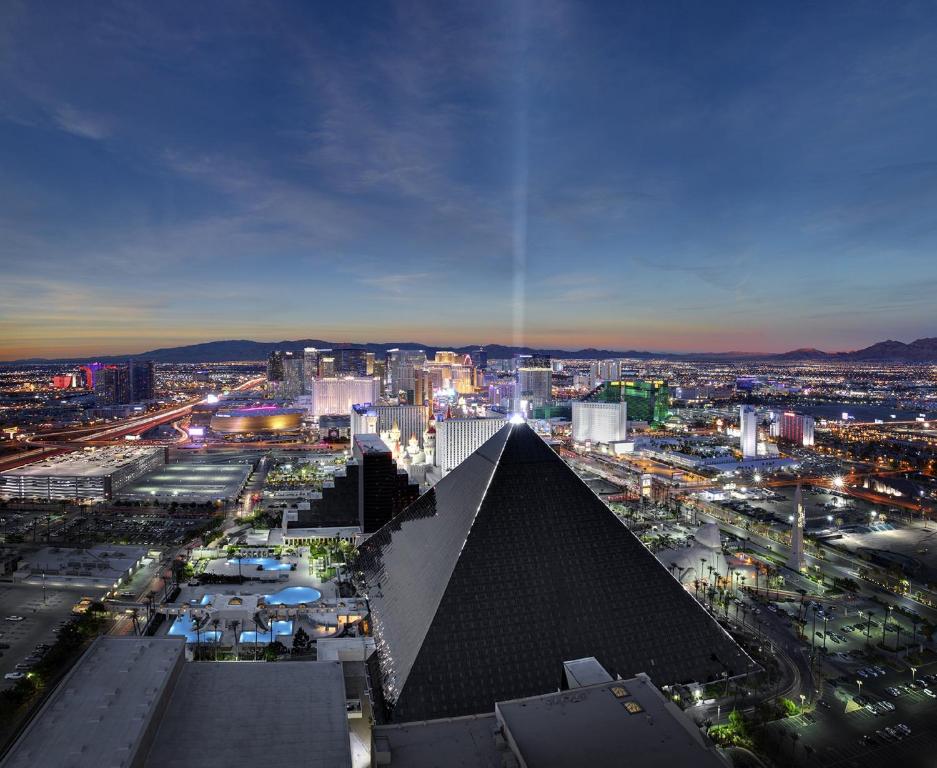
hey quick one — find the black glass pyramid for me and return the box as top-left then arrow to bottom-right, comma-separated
357,422 -> 751,723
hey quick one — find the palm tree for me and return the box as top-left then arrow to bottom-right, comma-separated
211,618 -> 220,660
232,620 -> 240,661
912,617 -> 920,650
811,605 -> 819,657
796,588 -> 808,622
866,611 -> 874,646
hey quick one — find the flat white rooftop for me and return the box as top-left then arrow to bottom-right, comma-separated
146,661 -> 352,767
1,446 -> 163,478
1,640 -> 353,768
374,673 -> 729,768
117,462 -> 251,500
1,636 -> 185,768
496,674 -> 728,768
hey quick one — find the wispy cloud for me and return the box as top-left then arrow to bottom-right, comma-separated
49,102 -> 110,140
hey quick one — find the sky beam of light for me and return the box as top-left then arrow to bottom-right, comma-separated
511,0 -> 530,351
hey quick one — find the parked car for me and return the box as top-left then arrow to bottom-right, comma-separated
4,616 -> 24,622
3,672 -> 24,681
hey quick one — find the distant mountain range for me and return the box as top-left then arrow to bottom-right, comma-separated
4,336 -> 937,365
771,337 -> 937,362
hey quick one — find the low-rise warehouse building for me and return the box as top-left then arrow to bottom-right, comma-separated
0,636 -> 354,768
0,446 -> 165,501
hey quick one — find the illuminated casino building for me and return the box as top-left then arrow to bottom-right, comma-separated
52,373 -> 79,389
385,348 -> 426,401
209,406 -> 304,435
304,377 -> 381,417
80,362 -> 105,389
423,351 -> 477,396
777,411 -> 815,447
582,379 -> 670,425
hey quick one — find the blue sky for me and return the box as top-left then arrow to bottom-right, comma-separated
2,1 -> 936,358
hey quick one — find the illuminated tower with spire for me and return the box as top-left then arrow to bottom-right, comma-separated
787,483 -> 806,572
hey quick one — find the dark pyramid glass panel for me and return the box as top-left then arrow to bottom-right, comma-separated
357,425 -> 512,706
359,423 -> 751,723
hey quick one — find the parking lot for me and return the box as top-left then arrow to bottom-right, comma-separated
770,663 -> 937,766
0,584 -> 80,685
1,504 -> 210,547
752,592 -> 937,767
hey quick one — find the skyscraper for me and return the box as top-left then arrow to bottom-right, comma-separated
307,377 -> 380,417
469,346 -> 488,370
333,346 -> 368,376
516,366 -> 552,409
80,362 -> 104,390
266,350 -> 284,382
571,401 -> 627,445
319,355 -> 336,378
778,412 -> 815,447
583,380 -> 669,425
591,359 -> 622,383
128,360 -> 156,402
303,347 -> 329,387
739,405 -> 758,458
353,434 -> 421,533
385,348 -> 426,400
285,435 -> 419,534
94,364 -> 131,405
424,351 -> 476,395
434,415 -> 508,474
281,353 -> 305,397
350,404 -> 428,449
412,367 -> 432,406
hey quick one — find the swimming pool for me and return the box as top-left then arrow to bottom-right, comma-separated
168,614 -> 223,644
226,557 -> 294,572
238,620 -> 293,644
263,586 -> 322,606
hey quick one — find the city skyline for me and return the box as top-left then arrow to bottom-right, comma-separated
3,2 -> 937,359
4,330 -> 937,364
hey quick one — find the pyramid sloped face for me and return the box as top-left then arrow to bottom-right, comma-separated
359,423 -> 751,722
